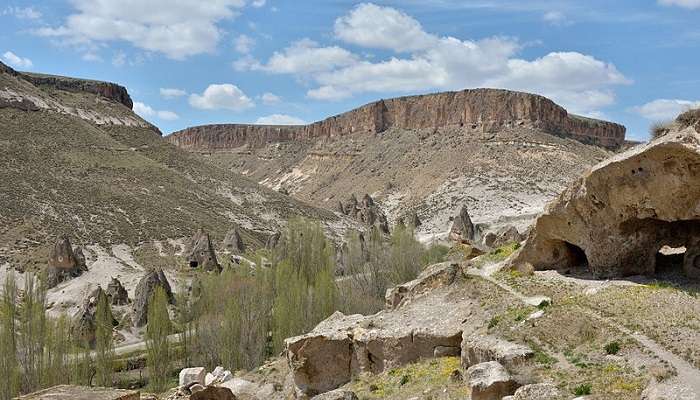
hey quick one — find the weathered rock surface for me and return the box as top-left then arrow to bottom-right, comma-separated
223,227 -> 245,254
73,286 -> 117,346
219,378 -> 274,399
168,89 -> 625,151
466,361 -> 517,400
461,334 -> 534,370
339,194 -> 390,234
179,367 -> 207,387
285,265 -> 484,396
449,205 -> 477,243
510,383 -> 564,400
106,277 -> 129,305
190,386 -> 236,400
23,72 -> 134,108
482,225 -> 524,249
385,262 -> 462,309
133,269 -> 174,327
310,389 -> 358,400
47,235 -> 87,288
514,124 -> 700,278
187,229 -> 221,272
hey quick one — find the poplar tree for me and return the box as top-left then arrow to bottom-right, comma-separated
0,272 -> 20,400
146,287 -> 172,392
94,289 -> 115,387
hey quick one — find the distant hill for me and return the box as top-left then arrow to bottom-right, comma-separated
167,89 -> 621,239
0,61 -> 340,269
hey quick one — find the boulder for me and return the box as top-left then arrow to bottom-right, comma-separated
106,277 -> 129,305
132,269 -> 174,327
461,334 -> 534,370
511,383 -> 564,400
190,386 -> 236,400
186,229 -> 221,272
206,366 -> 233,386
47,235 -> 86,288
385,262 -> 463,309
310,389 -> 358,400
482,225 -> 524,249
466,361 -> 517,400
514,125 -> 700,278
218,378 -> 265,398
449,205 -> 476,244
223,227 -> 245,254
286,279 -> 483,396
179,367 -> 207,387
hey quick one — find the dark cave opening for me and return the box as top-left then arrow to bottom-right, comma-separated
189,261 -> 199,269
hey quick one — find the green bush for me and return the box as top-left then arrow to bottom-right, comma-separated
573,383 -> 592,395
604,341 -> 621,355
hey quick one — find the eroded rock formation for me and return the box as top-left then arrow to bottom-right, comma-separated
449,205 -> 477,244
106,277 -> 129,305
223,226 -> 245,254
514,121 -> 700,278
338,194 -> 390,234
168,89 -> 626,151
47,235 -> 87,288
187,229 -> 221,272
133,269 -> 174,327
73,286 -> 118,346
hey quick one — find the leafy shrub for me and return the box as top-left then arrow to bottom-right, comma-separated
605,341 -> 621,355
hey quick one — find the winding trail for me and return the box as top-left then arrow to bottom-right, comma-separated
467,265 -> 700,398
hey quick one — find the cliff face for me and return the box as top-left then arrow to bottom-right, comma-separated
22,73 -> 134,109
168,89 -> 626,150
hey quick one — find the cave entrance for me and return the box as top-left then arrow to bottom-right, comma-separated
655,245 -> 687,274
189,261 -> 199,269
564,241 -> 588,267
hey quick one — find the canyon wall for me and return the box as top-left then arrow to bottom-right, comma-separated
167,89 -> 626,150
22,73 -> 134,109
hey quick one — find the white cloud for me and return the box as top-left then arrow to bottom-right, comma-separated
260,92 -> 281,105
658,0 -> 700,9
252,0 -> 266,7
542,11 -> 570,26
3,6 -> 42,20
189,83 -> 254,111
251,39 -> 358,74
255,114 -> 305,125
82,52 -> 102,62
630,99 -> 700,120
34,0 -> 248,59
234,34 -> 255,54
112,51 -> 126,67
248,3 -> 629,116
160,88 -> 187,99
2,51 -> 33,68
133,101 -> 179,120
334,3 -> 435,52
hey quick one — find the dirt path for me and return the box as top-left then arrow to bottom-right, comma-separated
467,266 -> 700,398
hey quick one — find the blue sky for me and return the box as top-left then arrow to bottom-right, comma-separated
1,0 -> 699,140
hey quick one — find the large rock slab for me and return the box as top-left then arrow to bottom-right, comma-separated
510,383 -> 564,400
179,367 -> 207,387
514,125 -> 700,278
467,361 -> 517,400
286,281 -> 483,397
385,262 -> 463,309
461,334 -> 534,370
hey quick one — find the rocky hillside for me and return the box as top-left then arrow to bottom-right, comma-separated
0,61 -> 341,269
167,89 -> 622,239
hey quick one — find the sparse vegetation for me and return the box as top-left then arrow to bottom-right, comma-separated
574,383 -> 592,395
605,341 -> 621,355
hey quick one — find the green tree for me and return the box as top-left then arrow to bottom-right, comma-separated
94,290 -> 115,387
0,272 -> 20,400
42,314 -> 71,388
146,287 -> 172,392
18,273 -> 47,393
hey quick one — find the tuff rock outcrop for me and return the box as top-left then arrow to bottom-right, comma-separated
187,229 -> 221,272
310,389 -> 359,400
514,120 -> 700,278
47,235 -> 87,288
482,225 -> 525,249
223,226 -> 245,254
338,194 -> 390,234
285,262 -> 485,397
106,277 -> 129,305
133,269 -> 174,327
168,89 -> 626,151
505,383 -> 564,400
461,335 -> 534,371
449,205 -> 477,244
73,286 -> 118,346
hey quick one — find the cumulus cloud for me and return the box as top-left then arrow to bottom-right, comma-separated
2,51 -> 33,68
160,88 -> 187,99
3,6 -> 42,20
542,11 -> 570,26
34,0 -> 248,59
252,0 -> 266,8
243,3 -> 629,114
251,39 -> 358,74
630,99 -> 700,120
658,0 -> 700,9
133,101 -> 179,121
334,3 -> 435,52
260,92 -> 281,105
255,114 -> 305,125
234,34 -> 255,54
189,83 -> 254,111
